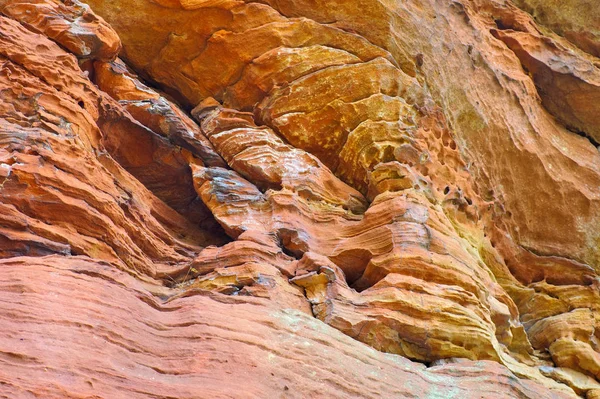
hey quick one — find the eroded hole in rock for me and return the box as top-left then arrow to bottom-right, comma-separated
494,19 -> 510,30
277,228 -> 308,260
328,248 -> 373,287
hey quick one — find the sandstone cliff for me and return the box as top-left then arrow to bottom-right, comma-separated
0,0 -> 599,398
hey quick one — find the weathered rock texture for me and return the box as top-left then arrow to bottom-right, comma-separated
0,0 -> 599,398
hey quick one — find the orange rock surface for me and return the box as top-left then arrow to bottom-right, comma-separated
0,0 -> 599,398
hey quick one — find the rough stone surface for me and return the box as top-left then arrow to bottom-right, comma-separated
511,0 -> 600,58
0,0 -> 121,61
0,0 -> 599,397
0,256 -> 577,399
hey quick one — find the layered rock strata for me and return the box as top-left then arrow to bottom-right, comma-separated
0,0 -> 599,398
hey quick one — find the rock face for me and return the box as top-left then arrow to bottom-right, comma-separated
0,0 -> 599,398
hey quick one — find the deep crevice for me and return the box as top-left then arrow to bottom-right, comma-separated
569,127 -> 600,149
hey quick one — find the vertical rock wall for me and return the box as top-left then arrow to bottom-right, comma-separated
0,0 -> 599,397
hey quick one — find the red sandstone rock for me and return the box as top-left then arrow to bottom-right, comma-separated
492,28 -> 600,143
0,256 -> 577,399
0,10 -> 226,275
511,0 -> 600,58
0,0 -> 599,397
93,59 -> 227,168
0,0 -> 121,61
